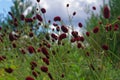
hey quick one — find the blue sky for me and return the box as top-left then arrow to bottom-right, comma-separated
0,0 -> 13,15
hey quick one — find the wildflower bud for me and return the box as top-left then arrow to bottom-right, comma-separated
103,5 -> 110,19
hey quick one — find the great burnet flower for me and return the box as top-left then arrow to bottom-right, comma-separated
41,47 -> 49,57
40,66 -> 48,72
102,44 -> 109,50
103,5 -> 110,19
71,31 -> 78,38
4,68 -> 13,73
54,16 -> 61,21
51,33 -> 58,40
61,25 -> 68,33
42,57 -> 49,65
25,18 -> 33,22
32,71 -> 38,78
25,76 -> 34,80
36,0 -> 40,3
59,33 -> 67,41
41,8 -> 46,14
93,26 -> 99,33
78,22 -> 83,28
28,46 -> 35,53
86,32 -> 90,37
36,14 -> 43,22
92,6 -> 96,10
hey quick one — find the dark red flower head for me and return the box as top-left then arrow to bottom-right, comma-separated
93,26 -> 99,33
102,44 -> 109,50
77,43 -> 82,48
78,22 -> 83,28
29,32 -> 34,37
4,68 -> 13,73
103,5 -> 110,19
54,16 -> 61,21
0,56 -> 6,61
59,33 -> 67,41
21,49 -> 26,54
30,61 -> 37,67
25,18 -> 33,23
9,32 -> 18,41
51,33 -> 58,40
28,46 -> 35,53
42,58 -> 49,65
114,24 -> 119,31
32,71 -> 38,78
40,66 -> 48,72
0,26 -> 2,30
41,47 -> 49,57
73,11 -> 76,16
61,25 -> 68,33
66,4 -> 69,7
20,14 -> 25,20
41,8 -> 46,14
36,14 -> 43,22
36,0 -> 40,3
26,76 -> 34,80
92,6 -> 96,10
86,32 -> 90,37
71,31 -> 78,38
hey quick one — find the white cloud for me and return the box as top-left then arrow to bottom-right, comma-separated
27,0 -> 108,24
